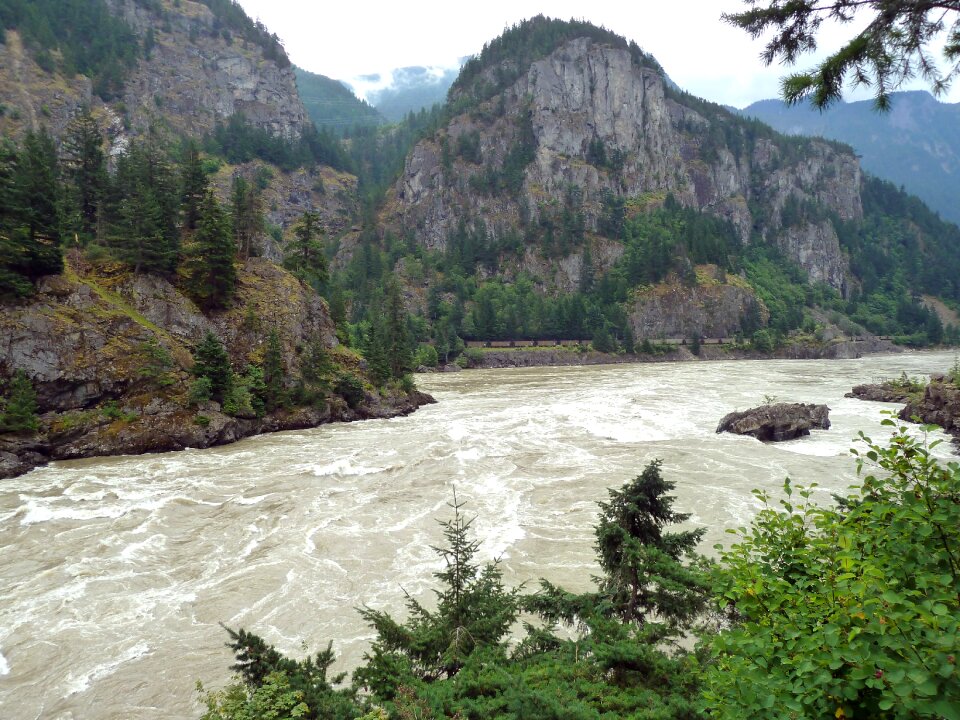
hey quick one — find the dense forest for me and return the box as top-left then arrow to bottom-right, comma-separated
294,66 -> 384,132
0,0 -> 141,98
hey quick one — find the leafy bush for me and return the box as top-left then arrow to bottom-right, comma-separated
333,372 -> 365,409
188,377 -> 213,407
412,344 -> 439,368
705,420 -> 960,718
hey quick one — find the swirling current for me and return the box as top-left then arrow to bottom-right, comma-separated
0,352 -> 956,719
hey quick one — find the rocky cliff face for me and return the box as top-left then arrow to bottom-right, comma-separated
627,266 -> 768,339
0,254 -> 336,413
0,255 -> 431,478
0,0 -> 307,146
387,37 -> 861,295
108,0 -> 307,141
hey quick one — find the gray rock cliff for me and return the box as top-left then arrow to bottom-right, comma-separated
387,37 -> 861,294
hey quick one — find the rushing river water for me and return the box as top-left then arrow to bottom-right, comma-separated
0,351 -> 957,719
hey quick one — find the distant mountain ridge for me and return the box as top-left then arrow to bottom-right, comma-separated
294,66 -> 384,131
741,92 -> 960,225
365,65 -> 458,122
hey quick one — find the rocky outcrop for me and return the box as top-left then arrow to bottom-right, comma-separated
900,376 -> 960,445
0,0 -> 307,144
627,266 -> 767,339
846,382 -> 918,403
110,0 -> 307,141
0,255 -> 434,479
209,161 -> 360,260
387,36 -> 860,293
717,403 -> 831,441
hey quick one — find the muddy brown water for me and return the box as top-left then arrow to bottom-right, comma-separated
1,352 -> 956,719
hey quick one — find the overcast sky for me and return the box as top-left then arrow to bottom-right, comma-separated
234,0 -> 960,108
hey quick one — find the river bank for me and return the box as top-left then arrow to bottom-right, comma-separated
0,388 -> 435,480
429,336 -> 902,372
0,256 -> 436,481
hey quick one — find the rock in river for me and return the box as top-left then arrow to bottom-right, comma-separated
717,403 -> 831,442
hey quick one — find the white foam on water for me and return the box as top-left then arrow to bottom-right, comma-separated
312,458 -> 388,477
0,650 -> 9,676
446,419 -> 471,442
234,494 -> 271,506
239,538 -> 260,560
119,534 -> 167,562
63,642 -> 150,696
454,447 -> 482,462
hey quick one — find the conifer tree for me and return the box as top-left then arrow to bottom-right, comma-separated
179,141 -> 208,231
594,459 -> 708,627
383,279 -> 413,379
107,143 -> 180,274
0,131 -> 63,294
355,495 -> 520,695
284,210 -> 328,288
261,328 -> 285,411
192,331 -> 233,404
230,175 -> 264,260
0,370 -> 40,433
62,108 -> 107,241
360,321 -> 391,387
181,190 -> 237,310
16,129 -> 62,249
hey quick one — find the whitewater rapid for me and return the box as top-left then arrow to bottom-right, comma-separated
0,352 -> 955,719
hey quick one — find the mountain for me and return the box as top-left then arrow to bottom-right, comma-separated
741,92 -> 960,225
363,65 -> 459,121
341,16 -> 959,349
294,65 -> 383,131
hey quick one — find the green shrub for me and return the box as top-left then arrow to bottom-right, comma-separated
705,419 -> 960,718
412,343 -> 439,368
188,377 -> 213,406
333,372 -> 365,409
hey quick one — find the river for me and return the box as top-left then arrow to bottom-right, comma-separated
0,351 -> 956,719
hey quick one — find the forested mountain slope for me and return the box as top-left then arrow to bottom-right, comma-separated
294,66 -> 384,131
742,91 -> 960,225
333,16 -> 960,352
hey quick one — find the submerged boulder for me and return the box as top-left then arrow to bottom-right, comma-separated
717,403 -> 831,442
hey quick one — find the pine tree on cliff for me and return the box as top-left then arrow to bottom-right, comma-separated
284,210 -> 328,289
181,190 -> 237,311
0,131 -> 63,296
230,175 -> 264,260
16,129 -> 62,249
179,141 -> 208,231
107,141 -> 181,275
62,108 -> 107,241
384,278 -> 413,379
192,332 -> 233,404
0,370 -> 40,433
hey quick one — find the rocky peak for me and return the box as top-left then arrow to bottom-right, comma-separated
388,36 -> 863,294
